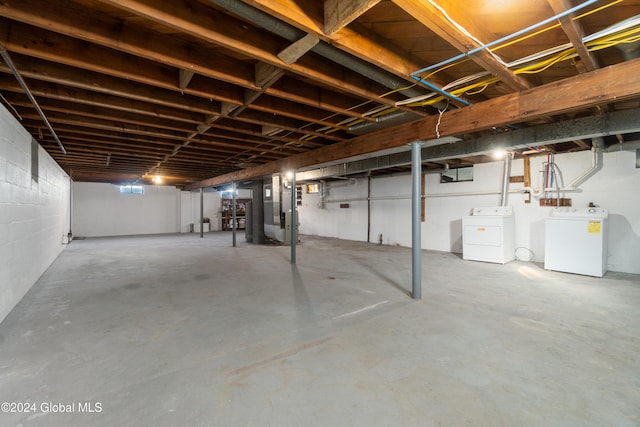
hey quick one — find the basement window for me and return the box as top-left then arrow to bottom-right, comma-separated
306,183 -> 319,194
441,166 -> 473,183
119,185 -> 144,194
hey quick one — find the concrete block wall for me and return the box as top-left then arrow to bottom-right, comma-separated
298,149 -> 640,274
0,105 -> 71,324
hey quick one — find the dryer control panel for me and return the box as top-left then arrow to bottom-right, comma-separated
549,207 -> 608,218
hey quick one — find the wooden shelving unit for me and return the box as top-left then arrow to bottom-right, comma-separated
221,198 -> 250,230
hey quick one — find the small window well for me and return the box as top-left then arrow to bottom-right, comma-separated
120,185 -> 144,194
441,166 -> 473,183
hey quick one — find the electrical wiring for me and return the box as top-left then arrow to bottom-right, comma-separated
286,5 -> 639,146
514,247 -> 535,262
492,0 -> 624,53
424,0 -> 508,67
515,50 -> 577,75
406,16 -> 640,107
314,11 -> 640,137
463,82 -> 491,96
416,0 -> 624,81
435,99 -> 449,139
508,43 -> 573,69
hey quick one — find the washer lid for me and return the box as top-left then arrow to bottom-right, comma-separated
549,207 -> 608,218
472,206 -> 513,216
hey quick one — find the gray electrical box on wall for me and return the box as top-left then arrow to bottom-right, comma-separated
636,149 -> 639,168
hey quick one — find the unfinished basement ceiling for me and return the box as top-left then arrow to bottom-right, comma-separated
1,0 -> 639,187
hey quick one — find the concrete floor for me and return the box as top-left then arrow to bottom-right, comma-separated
0,232 -> 639,427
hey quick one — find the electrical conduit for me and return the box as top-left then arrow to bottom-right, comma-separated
411,0 -> 601,77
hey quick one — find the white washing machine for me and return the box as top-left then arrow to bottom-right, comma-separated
544,207 -> 608,277
463,206 -> 515,264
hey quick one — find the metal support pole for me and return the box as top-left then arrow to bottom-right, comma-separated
291,171 -> 297,264
367,174 -> 371,243
232,181 -> 237,247
411,142 -> 422,300
199,187 -> 204,238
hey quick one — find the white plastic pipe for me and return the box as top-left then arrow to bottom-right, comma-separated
568,137 -> 604,189
500,152 -> 514,206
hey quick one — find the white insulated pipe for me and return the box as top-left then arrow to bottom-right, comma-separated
568,137 -> 604,189
500,152 -> 514,206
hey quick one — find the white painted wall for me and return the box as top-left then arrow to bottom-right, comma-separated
298,149 -> 640,274
181,190 -> 222,233
298,179 -> 368,241
73,183 -> 180,237
73,185 -> 253,236
0,104 -> 70,324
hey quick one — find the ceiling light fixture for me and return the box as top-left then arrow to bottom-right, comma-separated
492,149 -> 507,159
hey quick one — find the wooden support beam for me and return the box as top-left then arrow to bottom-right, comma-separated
1,1 -> 403,122
0,0 -> 257,90
573,139 -> 590,149
547,0 -> 598,72
179,68 -> 195,90
98,0 -> 408,110
244,0 -> 443,88
0,74 -> 207,124
255,62 -> 285,87
277,33 -> 320,65
324,0 -> 381,35
0,24 -> 246,105
0,57 -> 225,115
392,0 -> 532,91
10,97 -> 195,133
186,58 -> 640,189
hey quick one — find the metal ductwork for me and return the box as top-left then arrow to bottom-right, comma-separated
617,40 -> 640,61
263,174 -> 294,243
567,137 -> 604,189
605,139 -> 640,152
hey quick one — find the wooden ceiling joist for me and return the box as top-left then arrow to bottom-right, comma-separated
188,58 -> 640,189
392,0 -> 533,91
324,0 -> 382,35
0,0 -> 636,186
547,0 -> 598,72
